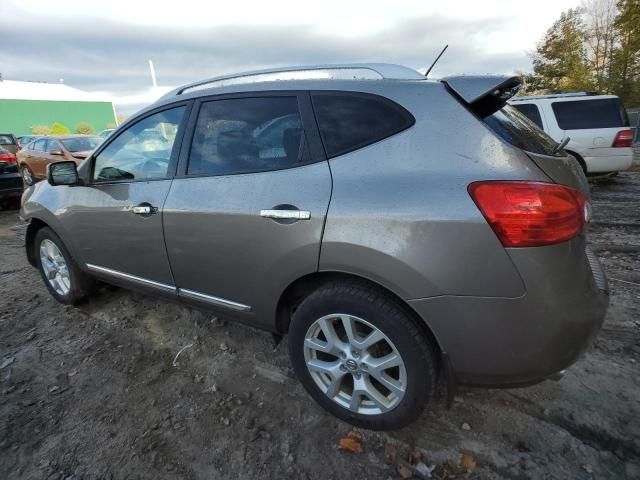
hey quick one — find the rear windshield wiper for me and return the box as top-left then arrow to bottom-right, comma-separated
552,137 -> 570,155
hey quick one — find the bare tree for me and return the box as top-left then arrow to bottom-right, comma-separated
582,0 -> 618,92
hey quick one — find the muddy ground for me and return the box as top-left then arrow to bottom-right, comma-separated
1,173 -> 639,480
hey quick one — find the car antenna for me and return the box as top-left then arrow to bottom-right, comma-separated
424,45 -> 448,78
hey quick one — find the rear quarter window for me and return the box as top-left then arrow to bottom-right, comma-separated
551,98 -> 629,130
484,105 -> 559,156
311,92 -> 415,158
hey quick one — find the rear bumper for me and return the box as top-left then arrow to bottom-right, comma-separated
583,149 -> 633,173
409,237 -> 608,386
0,173 -> 23,199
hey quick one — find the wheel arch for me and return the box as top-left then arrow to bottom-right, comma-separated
275,271 -> 443,356
566,149 -> 587,174
25,217 -> 48,267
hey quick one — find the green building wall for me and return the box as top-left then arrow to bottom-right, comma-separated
0,99 -> 116,135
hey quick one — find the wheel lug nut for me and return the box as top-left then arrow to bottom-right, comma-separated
340,352 -> 347,359
339,364 -> 347,371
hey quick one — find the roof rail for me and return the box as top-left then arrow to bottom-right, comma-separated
511,92 -> 601,101
162,63 -> 425,98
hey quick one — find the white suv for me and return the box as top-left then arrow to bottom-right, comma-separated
509,93 -> 633,174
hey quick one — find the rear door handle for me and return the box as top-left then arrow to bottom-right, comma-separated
260,209 -> 311,220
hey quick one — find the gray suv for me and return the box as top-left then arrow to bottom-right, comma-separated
20,64 -> 608,430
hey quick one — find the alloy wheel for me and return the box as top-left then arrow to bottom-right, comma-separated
39,239 -> 71,296
22,167 -> 33,185
303,314 -> 407,415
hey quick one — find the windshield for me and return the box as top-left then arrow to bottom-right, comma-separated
484,105 -> 559,156
61,136 -> 102,153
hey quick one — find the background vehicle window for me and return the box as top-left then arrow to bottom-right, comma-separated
45,139 -> 62,152
0,134 -> 15,145
311,93 -> 415,158
484,105 -> 559,156
61,136 -> 101,153
511,103 -> 543,129
551,98 -> 629,130
188,97 -> 306,176
93,106 -> 185,182
33,139 -> 47,152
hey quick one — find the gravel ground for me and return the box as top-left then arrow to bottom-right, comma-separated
1,173 -> 639,480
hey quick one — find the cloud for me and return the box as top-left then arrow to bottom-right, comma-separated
2,15 -> 530,113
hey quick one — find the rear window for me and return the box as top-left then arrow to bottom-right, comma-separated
484,105 -> 558,156
551,98 -> 629,130
511,103 -> 543,129
312,92 -> 415,158
0,134 -> 16,145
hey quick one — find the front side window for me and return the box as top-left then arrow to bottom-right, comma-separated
62,136 -> 101,153
33,139 -> 47,152
188,97 -> 306,176
93,106 -> 185,182
312,92 -> 415,158
511,103 -> 543,129
46,139 -> 62,152
551,98 -> 629,130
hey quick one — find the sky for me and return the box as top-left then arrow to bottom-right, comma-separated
0,0 -> 580,114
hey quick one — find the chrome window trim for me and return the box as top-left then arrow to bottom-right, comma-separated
178,288 -> 252,312
86,264 -> 176,293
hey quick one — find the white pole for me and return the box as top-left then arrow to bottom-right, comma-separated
148,60 -> 158,88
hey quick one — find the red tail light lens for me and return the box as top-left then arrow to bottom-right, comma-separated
0,153 -> 16,164
612,129 -> 633,148
468,181 -> 589,247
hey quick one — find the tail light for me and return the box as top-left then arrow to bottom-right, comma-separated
0,152 -> 16,164
468,181 -> 589,247
612,129 -> 633,148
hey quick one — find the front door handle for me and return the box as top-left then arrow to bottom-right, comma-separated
260,209 -> 311,220
131,204 -> 157,215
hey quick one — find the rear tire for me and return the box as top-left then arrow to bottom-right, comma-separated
288,280 -> 438,430
34,227 -> 95,305
21,165 -> 35,186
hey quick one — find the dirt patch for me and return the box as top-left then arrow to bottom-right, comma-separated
1,174 -> 639,479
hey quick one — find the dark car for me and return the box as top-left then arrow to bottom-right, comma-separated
0,145 -> 22,209
0,133 -> 19,155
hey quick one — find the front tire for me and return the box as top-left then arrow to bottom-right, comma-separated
34,227 -> 95,305
288,281 -> 438,430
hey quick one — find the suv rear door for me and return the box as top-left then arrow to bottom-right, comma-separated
163,92 -> 331,328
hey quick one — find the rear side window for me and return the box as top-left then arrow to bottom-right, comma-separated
33,139 -> 47,152
312,92 -> 415,158
511,103 -> 543,129
552,98 -> 629,130
484,105 -> 558,156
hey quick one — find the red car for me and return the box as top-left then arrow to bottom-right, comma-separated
0,145 -> 22,209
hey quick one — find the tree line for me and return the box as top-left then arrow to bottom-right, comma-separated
521,0 -> 639,107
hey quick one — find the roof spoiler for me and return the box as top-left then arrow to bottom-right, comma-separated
442,75 -> 522,117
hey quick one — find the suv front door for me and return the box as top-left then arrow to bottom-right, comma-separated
163,94 -> 331,328
64,104 -> 189,291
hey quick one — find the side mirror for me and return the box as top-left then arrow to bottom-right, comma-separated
47,161 -> 80,186
49,149 -> 64,156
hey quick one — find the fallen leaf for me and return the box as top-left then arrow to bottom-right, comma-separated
347,430 -> 363,441
461,452 -> 477,471
338,437 -> 363,454
398,465 -> 413,479
384,444 -> 397,464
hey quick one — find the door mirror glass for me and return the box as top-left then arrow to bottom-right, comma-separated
48,161 -> 80,186
49,149 -> 64,156
92,106 -> 185,183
